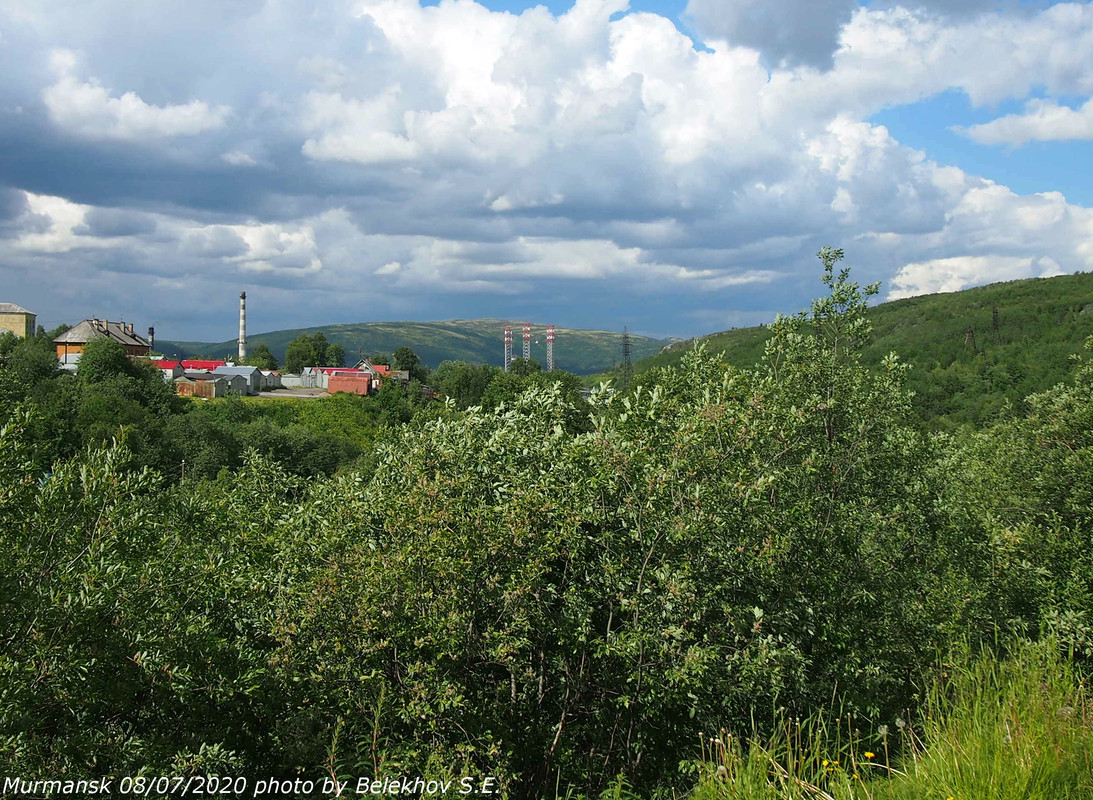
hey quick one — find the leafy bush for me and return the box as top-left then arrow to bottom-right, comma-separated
2,250 -> 1090,797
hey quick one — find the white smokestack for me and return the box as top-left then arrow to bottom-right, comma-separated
238,291 -> 247,361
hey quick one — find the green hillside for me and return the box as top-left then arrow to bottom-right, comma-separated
598,272 -> 1093,428
159,319 -> 672,376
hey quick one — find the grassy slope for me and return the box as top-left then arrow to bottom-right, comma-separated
684,638 -> 1093,800
159,319 -> 671,376
594,273 -> 1093,428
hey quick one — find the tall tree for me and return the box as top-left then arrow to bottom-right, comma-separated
312,332 -> 329,366
393,346 -> 429,381
284,335 -> 314,374
76,337 -> 134,384
326,343 -> 346,368
244,343 -> 279,371
392,346 -> 420,372
284,333 -> 335,373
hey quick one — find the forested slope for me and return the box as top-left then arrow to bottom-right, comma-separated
600,271 -> 1093,428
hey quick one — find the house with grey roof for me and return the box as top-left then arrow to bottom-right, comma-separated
53,319 -> 151,360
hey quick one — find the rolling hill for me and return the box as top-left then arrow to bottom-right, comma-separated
158,319 -> 674,376
594,272 -> 1093,429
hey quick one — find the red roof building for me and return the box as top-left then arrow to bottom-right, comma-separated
181,359 -> 228,371
317,366 -> 368,375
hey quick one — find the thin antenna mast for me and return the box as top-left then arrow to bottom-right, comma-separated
504,326 -> 513,371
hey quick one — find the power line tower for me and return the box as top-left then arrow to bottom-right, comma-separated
523,322 -> 531,362
964,325 -> 977,353
503,326 -> 513,371
621,325 -> 632,390
546,325 -> 555,372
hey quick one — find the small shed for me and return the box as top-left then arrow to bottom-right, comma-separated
176,375 -> 229,398
327,373 -> 373,396
212,365 -> 262,395
260,370 -> 283,390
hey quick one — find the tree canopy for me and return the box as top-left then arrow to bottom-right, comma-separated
243,343 -> 279,371
283,332 -> 343,373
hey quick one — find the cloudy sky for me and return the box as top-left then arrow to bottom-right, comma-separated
1,0 -> 1091,341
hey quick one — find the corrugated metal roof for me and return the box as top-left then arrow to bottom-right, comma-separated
0,303 -> 34,314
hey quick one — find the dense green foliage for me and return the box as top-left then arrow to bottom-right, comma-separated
1,252 -> 1091,796
283,331 -> 345,373
392,346 -> 430,382
243,343 -> 279,371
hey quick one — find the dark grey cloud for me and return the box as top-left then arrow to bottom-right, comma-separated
74,207 -> 157,237
685,0 -> 857,70
684,0 -> 1023,70
0,187 -> 29,221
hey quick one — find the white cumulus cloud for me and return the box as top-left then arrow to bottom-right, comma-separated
888,254 -> 1066,299
958,96 -> 1093,146
42,49 -> 230,141
1,2 -> 1092,339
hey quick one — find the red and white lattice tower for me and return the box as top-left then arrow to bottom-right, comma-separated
522,322 -> 531,362
503,326 -> 513,371
546,325 -> 555,372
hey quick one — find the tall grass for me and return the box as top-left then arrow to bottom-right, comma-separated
690,638 -> 1093,800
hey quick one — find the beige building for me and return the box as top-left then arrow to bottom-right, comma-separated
0,303 -> 36,339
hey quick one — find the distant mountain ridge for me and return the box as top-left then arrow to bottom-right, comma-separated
158,318 -> 675,376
